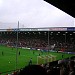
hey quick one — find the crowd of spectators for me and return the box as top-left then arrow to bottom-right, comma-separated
0,31 -> 75,52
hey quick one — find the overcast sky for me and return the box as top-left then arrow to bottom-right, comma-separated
0,0 -> 74,29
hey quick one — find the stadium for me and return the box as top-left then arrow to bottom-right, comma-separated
0,0 -> 75,75
0,27 -> 75,75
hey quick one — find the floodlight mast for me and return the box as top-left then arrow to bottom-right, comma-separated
16,21 -> 19,70
48,31 -> 49,53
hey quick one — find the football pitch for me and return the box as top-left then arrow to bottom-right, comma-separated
0,45 -> 74,75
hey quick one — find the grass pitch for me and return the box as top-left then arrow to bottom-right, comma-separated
0,45 -> 74,74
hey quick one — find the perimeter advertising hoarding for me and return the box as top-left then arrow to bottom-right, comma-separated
0,27 -> 75,31
19,28 -> 67,31
0,29 -> 7,31
49,28 -> 67,31
67,27 -> 75,31
20,28 -> 49,31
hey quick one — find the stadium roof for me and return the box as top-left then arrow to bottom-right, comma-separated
44,0 -> 75,18
0,0 -> 74,29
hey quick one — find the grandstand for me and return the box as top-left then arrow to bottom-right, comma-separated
0,0 -> 75,74
0,27 -> 75,75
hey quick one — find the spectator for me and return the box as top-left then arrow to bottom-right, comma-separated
17,65 -> 47,75
60,63 -> 68,75
68,60 -> 75,75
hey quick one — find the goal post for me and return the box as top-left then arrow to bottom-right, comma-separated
49,54 -> 56,61
37,55 -> 56,65
37,56 -> 45,65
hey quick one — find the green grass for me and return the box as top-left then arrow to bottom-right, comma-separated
0,45 -> 74,75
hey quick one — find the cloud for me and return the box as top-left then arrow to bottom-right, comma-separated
0,0 -> 74,29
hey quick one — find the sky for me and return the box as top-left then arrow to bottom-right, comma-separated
0,0 -> 74,29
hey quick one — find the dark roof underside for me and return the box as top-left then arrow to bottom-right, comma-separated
44,0 -> 75,18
